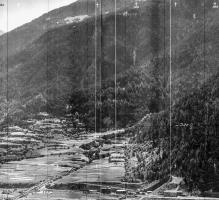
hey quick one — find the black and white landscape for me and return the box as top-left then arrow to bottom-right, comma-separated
0,0 -> 219,199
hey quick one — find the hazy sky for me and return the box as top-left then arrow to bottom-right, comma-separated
0,0 -> 78,32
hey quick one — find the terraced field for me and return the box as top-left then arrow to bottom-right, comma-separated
0,115 -> 137,200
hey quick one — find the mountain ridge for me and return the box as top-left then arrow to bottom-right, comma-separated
0,0 -> 135,61
0,0 -> 218,118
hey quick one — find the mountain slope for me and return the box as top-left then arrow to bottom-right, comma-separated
126,71 -> 219,192
0,1 -> 168,103
0,0 -> 135,60
0,0 -> 218,117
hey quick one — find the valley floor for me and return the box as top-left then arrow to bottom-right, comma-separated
1,116 -> 218,200
0,116 -> 142,200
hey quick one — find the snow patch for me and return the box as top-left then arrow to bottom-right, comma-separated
64,15 -> 89,24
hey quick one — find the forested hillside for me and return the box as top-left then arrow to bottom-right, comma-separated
0,0 -> 218,121
69,1 -> 219,131
126,72 -> 219,192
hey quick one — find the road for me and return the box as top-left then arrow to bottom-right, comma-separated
11,129 -> 126,200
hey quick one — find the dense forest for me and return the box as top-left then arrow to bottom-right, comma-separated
69,58 -> 166,131
124,72 -> 219,192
